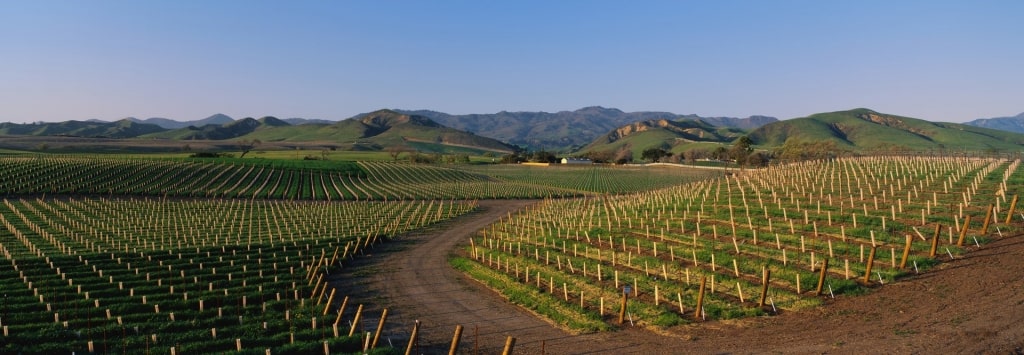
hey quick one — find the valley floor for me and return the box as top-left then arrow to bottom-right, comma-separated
333,199 -> 1024,354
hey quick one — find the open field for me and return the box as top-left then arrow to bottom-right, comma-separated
1,153 -> 1023,353
0,197 -> 474,354
457,156 -> 1024,334
0,156 -> 717,200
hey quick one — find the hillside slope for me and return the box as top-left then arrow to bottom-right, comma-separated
0,119 -> 166,138
749,108 -> 1024,151
244,109 -> 517,153
964,112 -> 1024,133
576,118 -> 744,159
389,107 -> 776,150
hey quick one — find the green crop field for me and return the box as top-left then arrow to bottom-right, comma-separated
0,156 -> 715,200
0,197 -> 474,354
457,156 -> 1024,331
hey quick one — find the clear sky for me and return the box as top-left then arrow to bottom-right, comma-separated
1,0 -> 1021,123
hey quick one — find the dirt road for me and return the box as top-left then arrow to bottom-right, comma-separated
332,199 -> 1024,354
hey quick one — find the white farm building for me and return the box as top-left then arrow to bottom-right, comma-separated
560,157 -> 593,165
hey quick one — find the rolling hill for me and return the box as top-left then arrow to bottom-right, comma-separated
387,106 -> 777,151
139,110 -> 515,154
964,112 -> 1024,133
0,119 -> 166,138
749,108 -> 1024,151
127,114 -> 236,129
576,118 -> 745,160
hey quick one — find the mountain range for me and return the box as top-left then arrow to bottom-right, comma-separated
964,112 -> 1024,133
386,106 -> 777,150
4,108 -> 1024,156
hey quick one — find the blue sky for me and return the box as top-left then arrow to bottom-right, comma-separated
1,1 -> 1021,123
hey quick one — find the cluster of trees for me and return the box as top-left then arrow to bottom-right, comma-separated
499,150 -> 561,163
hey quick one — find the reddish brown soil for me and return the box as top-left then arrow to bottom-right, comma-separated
332,200 -> 1024,354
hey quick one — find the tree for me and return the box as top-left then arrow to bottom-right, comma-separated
386,145 -> 410,162
641,148 -> 670,163
728,136 -> 753,164
614,147 -> 633,164
237,139 -> 261,158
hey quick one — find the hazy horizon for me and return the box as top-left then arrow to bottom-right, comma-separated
2,1 -> 1022,123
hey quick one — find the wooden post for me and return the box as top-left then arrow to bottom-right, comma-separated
899,235 -> 913,269
957,215 -> 971,247
694,276 -> 707,320
371,308 -> 388,349
1005,195 -> 1018,224
929,224 -> 941,258
863,246 -> 877,284
758,268 -> 770,307
501,336 -> 516,355
981,204 -> 993,235
322,288 -> 336,315
815,259 -> 829,296
448,325 -> 464,355
404,320 -> 420,355
333,296 -> 348,326
618,289 -> 628,325
348,304 -> 363,337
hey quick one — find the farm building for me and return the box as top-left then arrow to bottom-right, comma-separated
561,157 -> 592,165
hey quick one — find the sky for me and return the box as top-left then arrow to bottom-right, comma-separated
1,0 -> 1022,123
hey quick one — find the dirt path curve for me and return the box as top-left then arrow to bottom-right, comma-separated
332,200 -> 671,354
333,200 -> 1024,354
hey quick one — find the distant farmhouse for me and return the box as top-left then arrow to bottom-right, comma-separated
561,157 -> 592,165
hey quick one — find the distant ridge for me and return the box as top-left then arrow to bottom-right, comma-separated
381,106 -> 777,151
749,108 -> 1024,151
0,119 -> 165,138
144,116 -> 290,140
127,114 -> 235,129
964,112 -> 1024,133
575,117 -> 745,160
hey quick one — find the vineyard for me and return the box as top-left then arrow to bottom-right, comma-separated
0,197 -> 475,354
0,157 -> 715,200
457,156 -> 1023,332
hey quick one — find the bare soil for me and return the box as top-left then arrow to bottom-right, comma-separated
332,200 -> 1024,354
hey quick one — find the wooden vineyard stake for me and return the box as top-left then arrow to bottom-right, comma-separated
371,309 -> 388,349
863,246 -> 877,284
618,287 -> 628,325
815,259 -> 829,296
981,204 -> 993,235
334,296 -> 349,326
348,304 -> 363,337
1006,195 -> 1018,224
758,268 -> 770,307
449,325 -> 463,355
899,235 -> 912,269
957,215 -> 971,247
404,320 -> 420,355
501,336 -> 516,355
694,276 -> 707,320
322,288 -> 336,315
930,224 -> 941,257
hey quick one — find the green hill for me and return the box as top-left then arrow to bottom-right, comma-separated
0,119 -> 166,138
143,116 -> 276,140
749,108 -> 1024,151
576,118 -> 744,160
240,109 -> 517,154
392,106 -> 776,151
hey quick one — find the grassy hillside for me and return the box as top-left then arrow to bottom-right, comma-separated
576,118 -> 743,160
399,106 -> 776,151
964,112 -> 1024,133
245,109 -> 517,154
0,119 -> 166,138
749,108 -> 1024,151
